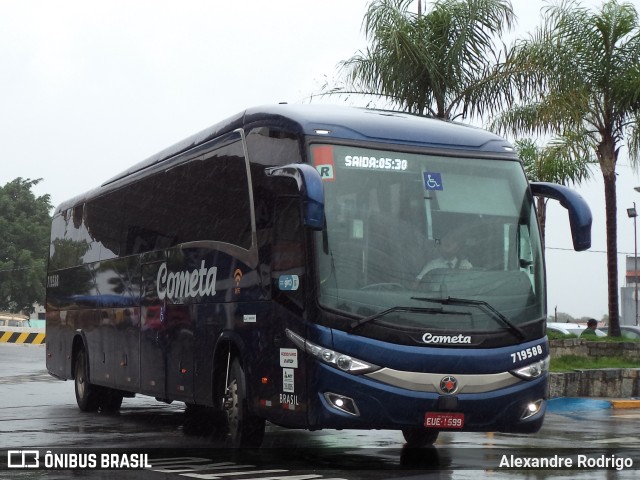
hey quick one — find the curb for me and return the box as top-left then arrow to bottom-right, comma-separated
610,399 -> 640,409
0,328 -> 45,345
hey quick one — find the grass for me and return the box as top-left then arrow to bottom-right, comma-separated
550,355 -> 640,372
547,331 -> 640,342
548,332 -> 640,371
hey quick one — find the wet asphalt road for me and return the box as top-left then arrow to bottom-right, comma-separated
1,343 -> 640,479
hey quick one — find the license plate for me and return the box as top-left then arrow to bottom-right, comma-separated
424,412 -> 464,429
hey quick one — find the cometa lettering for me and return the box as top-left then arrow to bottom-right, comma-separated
422,332 -> 472,344
157,261 -> 217,301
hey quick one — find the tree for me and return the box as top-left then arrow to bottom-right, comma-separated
514,136 -> 593,246
547,311 -> 575,323
0,178 -> 52,314
337,0 -> 515,119
491,0 -> 640,337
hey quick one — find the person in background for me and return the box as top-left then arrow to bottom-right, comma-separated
580,318 -> 599,338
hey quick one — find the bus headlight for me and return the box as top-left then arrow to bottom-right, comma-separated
510,356 -> 550,380
286,329 -> 379,374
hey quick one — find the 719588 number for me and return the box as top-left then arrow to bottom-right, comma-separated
510,344 -> 543,363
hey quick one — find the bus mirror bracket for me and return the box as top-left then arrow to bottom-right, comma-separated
266,164 -> 325,230
530,182 -> 592,251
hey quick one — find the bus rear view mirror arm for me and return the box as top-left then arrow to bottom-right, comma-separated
266,163 -> 325,230
530,182 -> 592,251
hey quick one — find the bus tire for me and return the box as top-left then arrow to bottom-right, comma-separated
184,403 -> 226,438
401,428 -> 439,447
74,346 -> 100,412
99,389 -> 123,413
225,359 -> 265,448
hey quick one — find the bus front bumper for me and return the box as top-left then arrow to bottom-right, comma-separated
309,363 -> 547,434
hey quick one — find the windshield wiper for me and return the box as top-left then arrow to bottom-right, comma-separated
349,305 -> 468,332
410,296 -> 526,341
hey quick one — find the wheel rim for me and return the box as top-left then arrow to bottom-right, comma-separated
76,355 -> 86,399
226,379 -> 240,437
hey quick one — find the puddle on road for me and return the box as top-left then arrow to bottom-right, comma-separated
0,371 -> 53,384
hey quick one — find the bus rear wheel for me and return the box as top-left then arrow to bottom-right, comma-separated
402,428 -> 439,447
225,359 -> 265,448
74,346 -> 100,412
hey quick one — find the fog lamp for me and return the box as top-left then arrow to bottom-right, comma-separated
324,392 -> 360,416
522,399 -> 543,419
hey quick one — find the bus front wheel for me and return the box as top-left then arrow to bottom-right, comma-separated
225,359 -> 265,448
74,346 -> 100,412
402,428 -> 439,447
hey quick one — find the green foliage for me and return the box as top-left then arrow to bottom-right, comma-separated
337,0 -> 515,119
0,178 -> 52,314
547,330 -> 578,340
547,311 -> 576,323
492,0 -> 640,166
514,137 -> 593,186
550,355 -> 640,372
549,331 -> 640,342
491,0 -> 640,335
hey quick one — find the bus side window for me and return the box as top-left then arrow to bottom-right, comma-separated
272,197 -> 305,307
86,193 -> 122,260
272,197 -> 304,273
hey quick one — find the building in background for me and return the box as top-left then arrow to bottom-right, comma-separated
621,256 -> 640,326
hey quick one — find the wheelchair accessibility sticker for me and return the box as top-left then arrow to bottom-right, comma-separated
423,172 -> 443,190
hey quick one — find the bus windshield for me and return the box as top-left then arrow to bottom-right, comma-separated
312,143 -> 545,334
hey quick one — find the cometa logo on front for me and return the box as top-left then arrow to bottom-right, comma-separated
422,332 -> 472,345
157,261 -> 217,301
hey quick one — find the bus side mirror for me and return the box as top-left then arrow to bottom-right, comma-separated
530,182 -> 592,251
266,164 -> 325,230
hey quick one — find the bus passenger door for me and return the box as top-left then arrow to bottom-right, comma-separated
265,195 -> 309,427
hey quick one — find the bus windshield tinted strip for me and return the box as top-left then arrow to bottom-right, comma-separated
348,305 -> 468,332
411,296 -> 526,340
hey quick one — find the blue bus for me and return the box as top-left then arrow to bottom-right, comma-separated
45,105 -> 591,447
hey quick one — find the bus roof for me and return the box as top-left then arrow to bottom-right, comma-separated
56,105 -> 516,213
0,312 -> 29,321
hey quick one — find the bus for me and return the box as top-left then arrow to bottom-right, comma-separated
45,105 -> 591,447
0,312 -> 30,328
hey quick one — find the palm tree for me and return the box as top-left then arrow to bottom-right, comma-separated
514,136 -> 593,248
338,0 -> 515,120
492,0 -> 640,337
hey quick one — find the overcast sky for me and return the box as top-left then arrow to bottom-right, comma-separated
0,0 -> 632,320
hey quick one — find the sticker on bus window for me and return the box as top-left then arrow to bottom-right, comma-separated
312,145 -> 336,181
423,172 -> 443,190
283,368 -> 295,393
278,275 -> 299,291
280,348 -> 298,368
